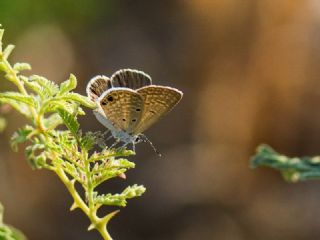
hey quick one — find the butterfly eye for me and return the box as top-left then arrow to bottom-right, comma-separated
122,118 -> 126,121
132,119 -> 137,122
136,108 -> 141,112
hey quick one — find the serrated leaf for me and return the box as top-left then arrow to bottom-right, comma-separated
62,93 -> 96,108
40,100 -> 71,114
13,63 -> 31,72
43,113 -> 63,129
59,74 -> 77,94
122,184 -> 146,198
94,185 -> 146,207
57,108 -> 79,135
0,92 -> 35,106
10,126 -> 34,151
25,143 -> 46,169
94,193 -> 127,207
110,158 -> 135,169
80,132 -> 96,151
64,162 -> 78,178
0,98 -> 31,118
251,144 -> 320,182
3,44 -> 14,60
20,76 -> 45,98
29,75 -> 59,96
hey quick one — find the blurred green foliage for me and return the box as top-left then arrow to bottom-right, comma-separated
0,117 -> 6,132
0,0 -> 118,35
0,203 -> 27,240
251,144 -> 320,182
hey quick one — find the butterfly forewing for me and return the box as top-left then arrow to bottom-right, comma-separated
86,76 -> 112,102
133,86 -> 183,134
99,88 -> 144,132
111,69 -> 152,90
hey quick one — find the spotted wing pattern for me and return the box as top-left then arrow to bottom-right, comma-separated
86,76 -> 112,102
99,89 -> 144,132
132,86 -> 183,134
111,69 -> 152,90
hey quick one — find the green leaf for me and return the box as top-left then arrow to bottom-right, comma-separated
3,44 -> 14,60
80,132 -> 96,151
64,162 -> 78,179
20,76 -> 44,98
0,203 -> 26,240
0,92 -> 35,106
251,144 -> 320,182
110,158 -> 135,169
29,75 -> 59,96
0,117 -> 6,132
0,99 -> 31,118
43,113 -> 63,129
94,184 -> 146,207
13,63 -> 31,72
40,100 -> 71,115
0,224 -> 27,240
57,108 -> 79,135
62,93 -> 96,108
59,74 -> 77,95
0,29 -> 4,47
25,143 -> 46,169
10,126 -> 34,151
122,184 -> 146,198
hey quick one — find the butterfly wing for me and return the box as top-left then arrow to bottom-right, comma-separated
111,69 -> 152,90
86,75 -> 112,102
132,86 -> 183,134
98,88 -> 144,133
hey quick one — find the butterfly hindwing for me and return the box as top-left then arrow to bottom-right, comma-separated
133,86 -> 183,134
86,76 -> 112,102
111,69 -> 152,90
98,88 -> 144,133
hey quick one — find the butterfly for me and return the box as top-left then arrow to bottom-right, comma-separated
86,69 -> 183,150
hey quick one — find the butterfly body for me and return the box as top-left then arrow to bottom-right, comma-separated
86,69 -> 183,147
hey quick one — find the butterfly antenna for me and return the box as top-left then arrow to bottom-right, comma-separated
140,134 -> 162,157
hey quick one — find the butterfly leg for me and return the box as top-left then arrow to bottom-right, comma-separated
106,134 -> 114,141
116,141 -> 132,152
109,138 -> 121,149
132,142 -> 136,152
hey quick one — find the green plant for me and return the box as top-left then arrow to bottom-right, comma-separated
0,202 -> 27,240
251,144 -> 320,183
0,26 -> 145,240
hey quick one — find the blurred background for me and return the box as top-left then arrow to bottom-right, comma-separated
1,0 -> 320,239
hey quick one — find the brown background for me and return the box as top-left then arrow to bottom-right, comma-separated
1,1 -> 320,239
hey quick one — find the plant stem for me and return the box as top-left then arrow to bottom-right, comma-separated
55,157 -> 113,240
0,57 -> 40,128
83,149 -> 113,240
96,224 -> 113,240
54,166 -> 89,215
